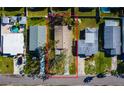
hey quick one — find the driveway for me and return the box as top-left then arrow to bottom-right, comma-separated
111,56 -> 117,70
63,27 -> 73,75
78,57 -> 85,76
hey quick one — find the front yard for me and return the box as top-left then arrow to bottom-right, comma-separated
85,52 -> 111,75
0,56 -> 13,74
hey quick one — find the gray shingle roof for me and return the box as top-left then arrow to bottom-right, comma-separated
104,20 -> 121,55
29,26 -> 46,51
78,28 -> 98,56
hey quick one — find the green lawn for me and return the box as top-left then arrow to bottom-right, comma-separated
27,17 -> 46,26
85,52 -> 111,75
0,56 -> 13,74
3,7 -> 24,16
28,8 -> 48,17
75,8 -> 96,16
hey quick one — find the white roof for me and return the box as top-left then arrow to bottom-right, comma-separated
85,33 -> 95,43
2,33 -> 24,55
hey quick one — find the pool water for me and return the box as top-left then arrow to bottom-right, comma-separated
11,26 -> 19,33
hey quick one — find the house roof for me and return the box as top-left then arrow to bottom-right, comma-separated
19,17 -> 27,24
29,26 -> 46,51
2,33 -> 24,55
78,28 -> 98,56
104,21 -> 121,55
54,26 -> 71,55
2,17 -> 9,24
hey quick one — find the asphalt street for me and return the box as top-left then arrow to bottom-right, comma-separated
1,75 -> 124,86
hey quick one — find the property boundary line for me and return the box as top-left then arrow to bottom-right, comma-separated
45,13 -> 79,78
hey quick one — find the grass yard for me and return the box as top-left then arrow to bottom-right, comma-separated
85,52 -> 111,75
75,8 -> 96,16
3,7 -> 24,16
52,8 -> 71,16
0,56 -> 13,74
27,17 -> 46,26
28,8 -> 48,17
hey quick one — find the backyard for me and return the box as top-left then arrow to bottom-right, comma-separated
28,8 -> 48,17
85,52 -> 112,75
3,7 -> 24,16
100,8 -> 119,18
0,56 -> 14,74
52,7 -> 71,16
75,8 -> 96,16
27,17 -> 46,26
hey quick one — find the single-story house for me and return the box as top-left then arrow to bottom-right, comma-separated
29,26 -> 46,51
54,26 -> 71,55
78,28 -> 98,56
104,20 -> 121,56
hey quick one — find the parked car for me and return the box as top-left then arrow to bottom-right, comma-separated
97,73 -> 106,78
83,76 -> 94,83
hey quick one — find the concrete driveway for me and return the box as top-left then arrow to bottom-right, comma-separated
78,57 -> 85,76
63,27 -> 73,75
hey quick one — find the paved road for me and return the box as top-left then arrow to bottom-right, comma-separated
1,75 -> 124,86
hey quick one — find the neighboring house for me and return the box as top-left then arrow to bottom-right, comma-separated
104,20 -> 121,56
54,26 -> 71,55
29,26 -> 46,51
122,17 -> 124,53
0,16 -> 26,56
78,28 -> 98,56
1,33 -> 24,55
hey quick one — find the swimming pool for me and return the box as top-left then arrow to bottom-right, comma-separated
10,26 -> 19,33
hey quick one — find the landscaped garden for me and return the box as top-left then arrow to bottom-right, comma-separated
85,52 -> 111,75
0,56 -> 13,74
